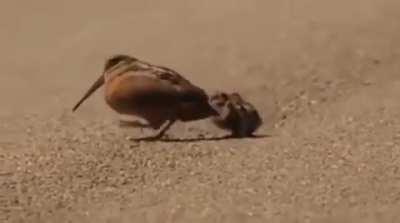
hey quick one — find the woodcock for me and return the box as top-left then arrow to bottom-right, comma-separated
72,54 -> 219,140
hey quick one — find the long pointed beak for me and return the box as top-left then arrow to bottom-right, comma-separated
72,74 -> 105,112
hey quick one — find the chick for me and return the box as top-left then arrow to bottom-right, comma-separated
209,92 -> 262,137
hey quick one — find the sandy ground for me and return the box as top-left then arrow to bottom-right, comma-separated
1,0 -> 400,222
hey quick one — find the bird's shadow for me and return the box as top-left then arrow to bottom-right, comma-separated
129,134 -> 271,143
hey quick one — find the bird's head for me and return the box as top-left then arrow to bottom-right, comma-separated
104,54 -> 137,72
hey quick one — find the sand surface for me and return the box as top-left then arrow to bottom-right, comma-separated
1,1 -> 400,222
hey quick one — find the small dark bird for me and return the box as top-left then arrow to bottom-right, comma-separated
209,92 -> 262,137
72,54 -> 219,140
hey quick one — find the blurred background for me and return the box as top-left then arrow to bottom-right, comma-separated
1,0 -> 399,116
1,0 -> 400,222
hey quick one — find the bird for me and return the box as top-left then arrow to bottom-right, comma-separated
208,91 -> 262,137
72,54 -> 219,140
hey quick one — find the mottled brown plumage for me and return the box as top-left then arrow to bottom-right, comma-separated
209,92 -> 262,137
72,54 -> 218,140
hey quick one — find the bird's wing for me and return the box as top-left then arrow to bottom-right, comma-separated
148,65 -> 209,103
122,61 -> 209,104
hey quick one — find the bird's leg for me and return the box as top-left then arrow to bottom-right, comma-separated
128,119 -> 177,142
151,118 -> 177,139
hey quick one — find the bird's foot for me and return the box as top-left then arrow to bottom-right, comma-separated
119,120 -> 151,128
128,133 -> 168,142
